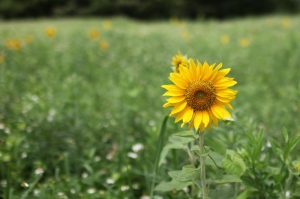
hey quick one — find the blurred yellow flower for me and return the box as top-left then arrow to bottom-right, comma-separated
296,164 -> 300,171
220,35 -> 230,44
45,27 -> 56,38
25,36 -> 33,44
0,54 -> 4,64
99,40 -> 108,50
89,29 -> 100,40
6,39 -> 21,50
171,52 -> 188,73
281,17 -> 291,28
180,30 -> 189,39
293,161 -> 300,171
162,59 -> 237,132
103,21 -> 112,30
239,38 -> 250,47
170,16 -> 179,24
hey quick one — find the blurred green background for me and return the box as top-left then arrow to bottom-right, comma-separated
1,1 -> 300,199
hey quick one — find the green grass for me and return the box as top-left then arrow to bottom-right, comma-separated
1,15 -> 300,198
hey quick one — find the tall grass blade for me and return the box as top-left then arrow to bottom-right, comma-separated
20,174 -> 42,199
5,163 -> 11,199
150,116 -> 168,199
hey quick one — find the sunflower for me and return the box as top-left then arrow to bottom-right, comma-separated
162,58 -> 237,132
171,52 -> 188,73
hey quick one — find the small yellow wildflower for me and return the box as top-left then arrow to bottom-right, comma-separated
294,162 -> 300,171
103,21 -> 112,30
6,39 -> 21,50
281,17 -> 291,28
0,54 -> 4,64
239,38 -> 250,47
25,36 -> 33,44
45,27 -> 56,38
99,40 -> 109,50
180,30 -> 189,39
220,35 -> 230,44
169,16 -> 179,24
89,29 -> 100,40
171,52 -> 189,73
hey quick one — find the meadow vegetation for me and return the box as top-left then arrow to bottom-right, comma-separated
0,15 -> 300,198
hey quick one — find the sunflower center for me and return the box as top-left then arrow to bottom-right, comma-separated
185,80 -> 216,110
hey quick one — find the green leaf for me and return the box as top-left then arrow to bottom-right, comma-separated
289,133 -> 300,152
182,164 -> 197,171
236,190 -> 250,199
206,151 -> 224,168
293,188 -> 300,196
222,150 -> 246,177
151,116 -> 168,197
154,180 -> 193,192
164,143 -> 184,149
191,145 -> 211,157
154,181 -> 174,192
208,187 -> 234,199
266,166 -> 280,175
173,130 -> 198,139
158,147 -> 169,167
168,167 -> 198,182
281,127 -> 289,143
169,135 -> 195,144
171,180 -> 193,190
214,174 -> 242,183
205,137 -> 227,156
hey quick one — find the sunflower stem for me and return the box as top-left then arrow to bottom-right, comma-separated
199,130 -> 207,199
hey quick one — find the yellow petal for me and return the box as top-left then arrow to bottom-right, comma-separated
214,78 -> 237,88
163,102 -> 174,108
208,109 -> 218,126
167,96 -> 186,103
212,68 -> 231,83
163,90 -> 185,96
170,101 -> 187,116
169,75 -> 188,89
201,110 -> 210,127
193,111 -> 202,130
216,95 -> 235,103
180,65 -> 193,82
196,60 -> 203,79
174,107 -> 189,123
189,58 -> 197,80
182,106 -> 194,123
208,63 -> 222,81
161,84 -> 182,91
211,105 -> 231,120
200,122 -> 205,132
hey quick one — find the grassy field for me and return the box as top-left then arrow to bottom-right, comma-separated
1,15 -> 300,198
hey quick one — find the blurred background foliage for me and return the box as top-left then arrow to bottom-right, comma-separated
0,0 -> 300,20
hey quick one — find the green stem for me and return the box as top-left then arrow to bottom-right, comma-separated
234,182 -> 238,198
283,172 -> 293,199
199,130 -> 207,199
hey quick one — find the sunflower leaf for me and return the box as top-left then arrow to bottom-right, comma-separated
154,181 -> 174,192
214,174 -> 242,184
173,130 -> 198,139
205,137 -> 226,156
222,150 -> 246,177
168,166 -> 198,182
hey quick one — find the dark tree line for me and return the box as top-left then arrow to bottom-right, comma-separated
0,0 -> 299,19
